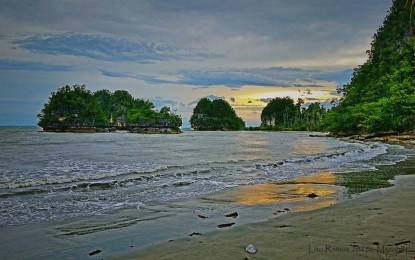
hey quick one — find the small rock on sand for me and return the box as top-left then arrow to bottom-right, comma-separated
225,212 -> 239,218
217,222 -> 235,228
245,244 -> 257,254
88,249 -> 102,256
307,193 -> 318,198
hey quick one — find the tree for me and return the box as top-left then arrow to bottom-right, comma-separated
38,85 -> 106,127
38,86 -> 182,131
261,97 -> 297,127
190,98 -> 245,130
323,0 -> 415,134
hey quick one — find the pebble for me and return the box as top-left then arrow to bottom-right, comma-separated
245,244 -> 257,254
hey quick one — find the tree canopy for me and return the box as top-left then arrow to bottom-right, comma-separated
38,85 -> 182,130
261,97 -> 327,131
190,98 -> 245,130
322,0 -> 415,134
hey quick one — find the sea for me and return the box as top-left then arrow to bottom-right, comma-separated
0,127 -> 412,227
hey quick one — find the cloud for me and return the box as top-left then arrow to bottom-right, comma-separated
259,98 -> 273,103
205,94 -> 225,100
13,33 -> 222,63
174,67 -> 353,88
0,59 -> 73,71
177,69 -> 292,87
187,94 -> 225,107
152,98 -> 179,109
293,83 -> 324,88
100,70 -> 174,85
315,69 -> 353,87
100,66 -> 349,89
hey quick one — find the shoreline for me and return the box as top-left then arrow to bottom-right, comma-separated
111,157 -> 415,260
1,134 -> 414,259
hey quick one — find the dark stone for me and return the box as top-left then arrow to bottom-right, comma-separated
395,240 -> 411,246
189,232 -> 202,236
307,193 -> 318,198
88,249 -> 102,256
225,212 -> 239,218
217,222 -> 235,228
198,214 -> 207,219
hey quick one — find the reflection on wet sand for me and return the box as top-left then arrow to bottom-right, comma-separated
207,171 -> 342,212
293,171 -> 337,184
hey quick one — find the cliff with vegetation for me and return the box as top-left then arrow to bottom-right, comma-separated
322,0 -> 415,135
190,98 -> 245,130
38,85 -> 182,133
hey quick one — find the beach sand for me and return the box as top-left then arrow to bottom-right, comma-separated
112,175 -> 415,260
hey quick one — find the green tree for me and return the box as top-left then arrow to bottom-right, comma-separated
190,98 -> 245,130
38,85 -> 106,127
323,0 -> 415,134
261,97 -> 297,127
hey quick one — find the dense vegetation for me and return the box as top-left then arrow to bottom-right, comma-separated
260,97 -> 327,131
322,0 -> 415,134
38,85 -> 182,130
190,98 -> 245,130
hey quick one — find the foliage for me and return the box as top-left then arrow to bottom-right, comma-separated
38,85 -> 107,127
323,0 -> 415,134
190,98 -> 245,130
260,97 -> 327,131
38,85 -> 182,130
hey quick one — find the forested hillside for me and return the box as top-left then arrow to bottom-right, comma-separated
323,0 -> 415,134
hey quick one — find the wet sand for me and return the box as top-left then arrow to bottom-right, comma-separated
112,176 -> 415,259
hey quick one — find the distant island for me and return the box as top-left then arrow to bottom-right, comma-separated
259,97 -> 327,131
38,85 -> 182,133
190,98 -> 245,131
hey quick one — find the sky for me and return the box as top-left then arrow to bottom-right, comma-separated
0,0 -> 392,127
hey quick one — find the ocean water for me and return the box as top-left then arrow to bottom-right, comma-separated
0,127 -> 411,226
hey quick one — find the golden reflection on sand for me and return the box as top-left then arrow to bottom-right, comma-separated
231,171 -> 339,211
294,171 -> 336,184
294,199 -> 337,212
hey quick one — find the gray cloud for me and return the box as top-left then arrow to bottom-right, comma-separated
100,70 -> 174,85
13,33 -> 222,63
100,66 -> 353,88
0,59 -> 73,71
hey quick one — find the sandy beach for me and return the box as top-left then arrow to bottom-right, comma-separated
113,171 -> 415,259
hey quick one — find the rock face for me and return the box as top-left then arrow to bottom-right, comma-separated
245,244 -> 257,254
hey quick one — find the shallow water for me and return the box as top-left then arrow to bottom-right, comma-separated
0,127 -> 412,226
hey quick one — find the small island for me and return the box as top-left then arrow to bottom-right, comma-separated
37,85 -> 182,133
190,98 -> 245,130
260,97 -> 327,131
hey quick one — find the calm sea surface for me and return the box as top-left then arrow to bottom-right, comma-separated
0,127 -> 411,226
